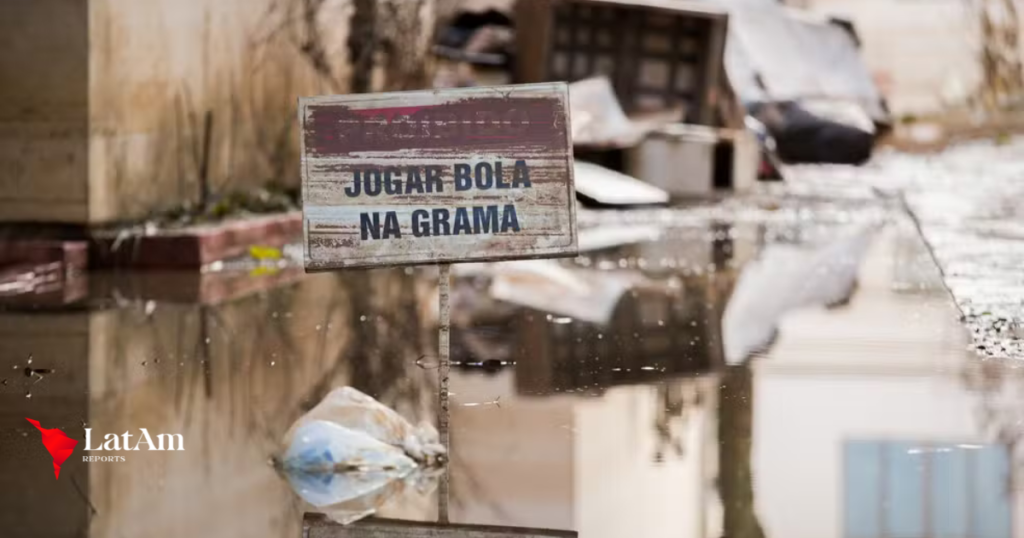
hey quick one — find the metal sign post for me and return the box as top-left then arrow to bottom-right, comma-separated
300,83 -> 578,537
437,262 -> 451,524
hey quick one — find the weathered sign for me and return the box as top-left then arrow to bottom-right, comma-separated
300,83 -> 578,271
303,514 -> 577,538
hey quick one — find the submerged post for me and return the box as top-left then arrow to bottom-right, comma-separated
438,262 -> 451,523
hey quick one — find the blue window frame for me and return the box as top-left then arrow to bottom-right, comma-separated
844,441 -> 1012,538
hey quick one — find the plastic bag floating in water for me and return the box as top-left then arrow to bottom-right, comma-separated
281,420 -> 417,474
278,387 -> 446,525
283,386 -> 445,464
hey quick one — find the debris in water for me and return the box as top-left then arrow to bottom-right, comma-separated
277,387 -> 446,526
281,387 -> 445,467
460,397 -> 501,408
24,367 -> 53,384
467,259 -> 662,325
414,355 -> 434,369
416,354 -> 515,371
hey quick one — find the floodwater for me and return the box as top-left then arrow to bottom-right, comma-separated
1,195 -> 1023,538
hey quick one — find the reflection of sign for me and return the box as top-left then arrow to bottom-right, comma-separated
304,515 -> 577,538
300,83 -> 578,270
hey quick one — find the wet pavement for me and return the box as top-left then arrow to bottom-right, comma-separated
786,138 -> 1024,361
2,152 -> 1024,537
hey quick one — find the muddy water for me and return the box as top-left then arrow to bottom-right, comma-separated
1,216 -> 1022,538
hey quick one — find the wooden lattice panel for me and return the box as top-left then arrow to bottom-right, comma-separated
516,0 -> 728,125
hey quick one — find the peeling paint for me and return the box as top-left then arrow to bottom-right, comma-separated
300,83 -> 578,270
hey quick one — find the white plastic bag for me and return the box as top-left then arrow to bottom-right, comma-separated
283,387 -> 445,463
278,387 -> 446,525
280,420 -> 416,474
287,467 -> 442,525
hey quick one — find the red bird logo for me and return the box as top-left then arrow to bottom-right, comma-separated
26,418 -> 79,480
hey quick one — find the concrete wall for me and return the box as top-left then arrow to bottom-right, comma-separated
85,0 -> 353,224
0,0 -> 434,225
0,0 -> 90,222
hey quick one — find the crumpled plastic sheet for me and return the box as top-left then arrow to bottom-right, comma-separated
569,76 -> 682,148
285,464 -> 442,526
278,387 -> 446,525
282,386 -> 445,465
281,420 -> 417,475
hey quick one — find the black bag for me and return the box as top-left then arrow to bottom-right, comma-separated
749,101 -> 875,165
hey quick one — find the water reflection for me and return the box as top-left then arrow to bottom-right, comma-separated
719,364 -> 766,538
0,269 -> 439,538
445,225 -> 740,537
0,220 -> 1021,538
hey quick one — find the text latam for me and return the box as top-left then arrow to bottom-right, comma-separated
83,429 -> 184,451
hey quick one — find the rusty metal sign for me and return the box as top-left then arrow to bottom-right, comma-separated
300,83 -> 578,271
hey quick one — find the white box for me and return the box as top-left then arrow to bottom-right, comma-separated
627,124 -> 758,196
